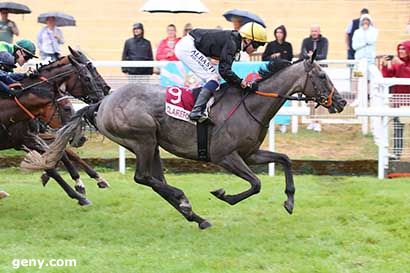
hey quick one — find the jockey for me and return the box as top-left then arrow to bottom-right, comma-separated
0,51 -> 27,96
175,22 -> 267,122
0,39 -> 38,66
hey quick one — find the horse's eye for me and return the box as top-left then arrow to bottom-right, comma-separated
318,72 -> 326,79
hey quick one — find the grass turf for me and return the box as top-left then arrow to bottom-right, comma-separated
0,169 -> 409,273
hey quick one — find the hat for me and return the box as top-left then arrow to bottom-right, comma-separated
15,39 -> 38,58
133,22 -> 143,30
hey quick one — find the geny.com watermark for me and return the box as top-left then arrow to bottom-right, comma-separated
11,258 -> 76,270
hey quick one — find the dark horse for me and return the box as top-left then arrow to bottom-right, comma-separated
0,52 -> 107,205
24,57 -> 346,229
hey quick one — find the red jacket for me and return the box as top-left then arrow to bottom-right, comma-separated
155,37 -> 181,61
381,40 -> 410,94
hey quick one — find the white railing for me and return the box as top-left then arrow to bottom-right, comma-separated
356,78 -> 410,179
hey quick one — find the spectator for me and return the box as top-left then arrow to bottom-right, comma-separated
381,40 -> 410,158
231,16 -> 243,31
37,16 -> 64,61
182,23 -> 193,37
300,24 -> 328,132
300,24 -> 328,60
121,22 -> 153,75
155,24 -> 180,61
262,25 -> 293,61
345,8 -> 369,60
352,14 -> 378,65
0,9 -> 19,43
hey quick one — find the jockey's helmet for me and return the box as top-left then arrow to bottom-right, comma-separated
15,39 -> 38,58
239,22 -> 267,44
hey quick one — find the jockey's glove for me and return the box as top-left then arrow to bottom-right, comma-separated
244,82 -> 259,93
25,70 -> 40,79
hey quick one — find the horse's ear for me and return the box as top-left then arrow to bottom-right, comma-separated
68,46 -> 80,58
310,49 -> 317,63
68,55 -> 80,67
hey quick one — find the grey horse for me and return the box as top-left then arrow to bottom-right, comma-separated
23,57 -> 346,229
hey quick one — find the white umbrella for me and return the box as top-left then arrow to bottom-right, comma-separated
140,0 -> 209,14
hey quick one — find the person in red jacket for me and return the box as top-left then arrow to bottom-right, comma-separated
381,40 -> 410,159
155,24 -> 181,61
381,40 -> 410,94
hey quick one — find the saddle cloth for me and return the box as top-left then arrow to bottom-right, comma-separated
165,86 -> 212,123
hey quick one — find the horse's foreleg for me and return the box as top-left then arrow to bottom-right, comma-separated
212,152 -> 261,205
246,150 -> 295,214
45,168 -> 91,206
65,149 -> 110,189
60,153 -> 86,195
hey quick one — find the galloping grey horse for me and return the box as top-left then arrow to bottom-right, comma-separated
23,57 -> 346,229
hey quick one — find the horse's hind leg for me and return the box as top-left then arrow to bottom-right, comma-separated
246,150 -> 295,214
65,149 -> 110,189
151,146 -> 167,184
211,151 -> 261,205
132,140 -> 211,229
0,190 -> 9,199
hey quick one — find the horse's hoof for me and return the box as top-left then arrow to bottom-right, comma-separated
199,220 -> 212,230
0,191 -> 9,199
210,188 -> 225,199
75,185 -> 86,195
41,173 -> 50,186
78,198 -> 92,206
283,200 -> 294,215
97,180 -> 110,189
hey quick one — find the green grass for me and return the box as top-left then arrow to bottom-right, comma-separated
1,169 -> 409,273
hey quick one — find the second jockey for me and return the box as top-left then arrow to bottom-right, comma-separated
175,22 -> 267,122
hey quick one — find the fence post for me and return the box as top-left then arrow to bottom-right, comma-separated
268,119 -> 275,176
119,146 -> 126,174
291,101 -> 298,134
358,59 -> 369,135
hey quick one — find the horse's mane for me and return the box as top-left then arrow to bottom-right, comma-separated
37,56 -> 69,72
257,58 -> 303,83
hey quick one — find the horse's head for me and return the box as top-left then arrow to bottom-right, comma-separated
301,53 -> 347,113
68,46 -> 111,96
66,55 -> 105,103
36,56 -> 105,104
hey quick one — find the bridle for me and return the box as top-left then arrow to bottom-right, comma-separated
14,62 -> 100,120
254,62 -> 335,108
242,62 -> 335,128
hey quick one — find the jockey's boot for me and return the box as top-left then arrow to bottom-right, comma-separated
189,88 -> 213,123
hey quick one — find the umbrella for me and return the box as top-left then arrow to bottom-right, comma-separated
223,9 -> 266,27
38,12 -> 76,27
141,0 -> 208,14
0,2 -> 31,14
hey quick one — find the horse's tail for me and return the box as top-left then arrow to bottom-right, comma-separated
20,102 -> 101,171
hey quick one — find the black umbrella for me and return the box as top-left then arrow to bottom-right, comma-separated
0,2 -> 31,14
38,12 -> 76,27
223,9 -> 266,27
